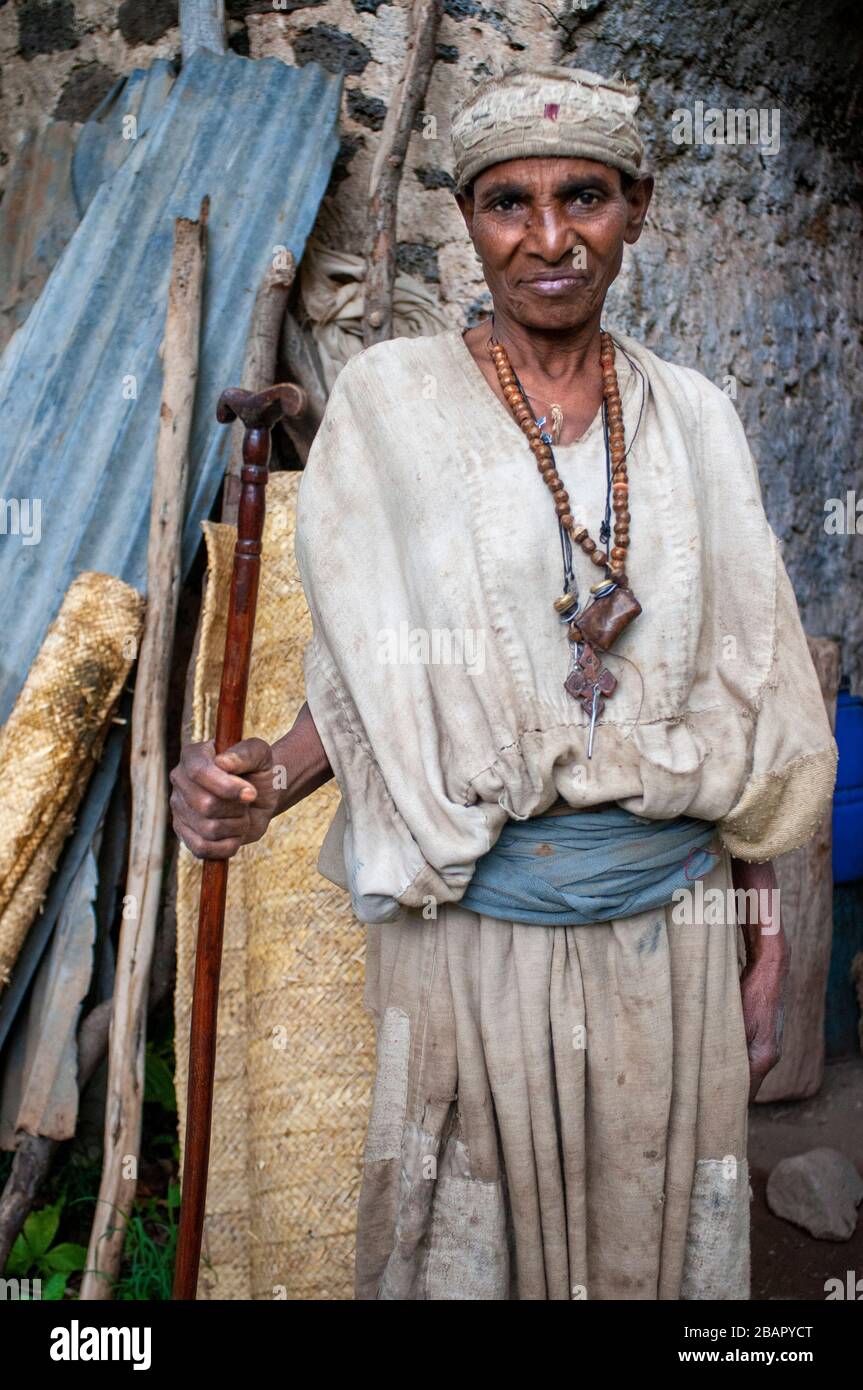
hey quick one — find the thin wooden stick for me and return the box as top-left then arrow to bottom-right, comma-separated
278,310 -> 328,464
180,0 -> 226,60
363,0 -> 442,346
172,381 -> 306,1301
79,204 -> 208,1300
222,256 -> 297,523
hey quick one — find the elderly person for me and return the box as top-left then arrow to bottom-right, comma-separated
170,66 -> 837,1300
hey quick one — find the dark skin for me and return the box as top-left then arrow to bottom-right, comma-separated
456,157 -> 652,445
170,154 -> 788,1101
734,859 -> 791,1102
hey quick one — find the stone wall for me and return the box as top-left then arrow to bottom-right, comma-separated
1,0 -> 860,679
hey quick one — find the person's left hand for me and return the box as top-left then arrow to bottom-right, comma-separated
740,930 -> 791,1101
732,857 -> 791,1101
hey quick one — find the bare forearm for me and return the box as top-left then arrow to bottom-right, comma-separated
730,857 -> 785,962
270,701 -> 334,815
731,855 -> 791,1097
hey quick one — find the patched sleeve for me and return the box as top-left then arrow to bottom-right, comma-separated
717,536 -> 838,862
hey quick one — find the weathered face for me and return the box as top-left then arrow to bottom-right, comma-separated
455,156 -> 653,332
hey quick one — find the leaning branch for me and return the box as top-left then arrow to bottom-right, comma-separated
79,204 -> 207,1300
362,0 -> 442,346
222,256 -> 296,522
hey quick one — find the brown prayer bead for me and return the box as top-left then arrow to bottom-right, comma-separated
489,328 -> 633,589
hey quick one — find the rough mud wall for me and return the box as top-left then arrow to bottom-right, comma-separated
1,0 -> 860,677
566,0 -> 863,681
0,2 -> 182,148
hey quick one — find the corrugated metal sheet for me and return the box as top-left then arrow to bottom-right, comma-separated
0,62 -> 177,352
72,60 -> 178,216
0,49 -> 341,723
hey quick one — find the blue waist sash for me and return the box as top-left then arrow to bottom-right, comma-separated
458,806 -> 720,926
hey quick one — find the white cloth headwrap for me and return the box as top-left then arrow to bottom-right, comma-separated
451,65 -> 644,192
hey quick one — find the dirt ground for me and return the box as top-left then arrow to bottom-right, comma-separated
749,1056 -> 863,1300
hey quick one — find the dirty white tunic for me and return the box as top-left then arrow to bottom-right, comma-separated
294,328 -> 837,925
293,327 -> 837,1301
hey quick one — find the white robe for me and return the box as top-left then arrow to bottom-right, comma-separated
294,326 -> 837,925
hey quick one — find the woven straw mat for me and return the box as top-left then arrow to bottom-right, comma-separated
0,572 -> 144,989
175,471 -> 375,1301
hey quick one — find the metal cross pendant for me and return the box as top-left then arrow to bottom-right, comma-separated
564,641 -> 617,758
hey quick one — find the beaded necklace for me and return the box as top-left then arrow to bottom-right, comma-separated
488,323 -> 642,757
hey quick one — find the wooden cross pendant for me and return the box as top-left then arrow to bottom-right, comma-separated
564,640 -> 617,715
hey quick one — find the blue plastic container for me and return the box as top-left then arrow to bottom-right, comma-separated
832,688 -> 863,883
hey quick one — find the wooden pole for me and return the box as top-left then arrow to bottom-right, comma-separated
180,0 -> 227,61
222,256 -> 296,523
363,0 -> 442,346
172,381 -> 307,1302
278,310 -> 328,465
79,204 -> 208,1299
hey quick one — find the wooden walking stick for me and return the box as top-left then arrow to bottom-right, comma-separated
173,381 -> 307,1301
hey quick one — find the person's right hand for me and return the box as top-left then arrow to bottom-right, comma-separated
170,737 -> 281,860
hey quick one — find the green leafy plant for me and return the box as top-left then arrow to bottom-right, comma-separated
4,1198 -> 87,1299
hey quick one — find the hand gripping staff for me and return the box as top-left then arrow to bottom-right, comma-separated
173,382 -> 307,1300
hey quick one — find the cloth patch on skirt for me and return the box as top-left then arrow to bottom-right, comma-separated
680,1156 -> 751,1300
